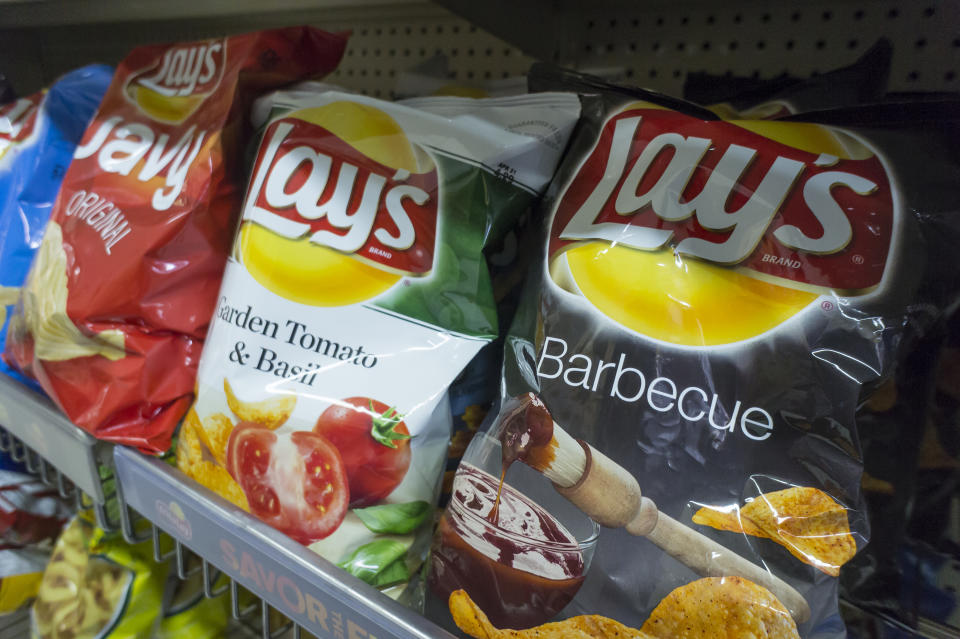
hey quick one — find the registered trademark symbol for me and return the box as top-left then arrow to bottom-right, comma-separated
821,300 -> 834,311
852,254 -> 864,265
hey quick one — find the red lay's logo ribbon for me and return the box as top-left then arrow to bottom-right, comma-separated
242,110 -> 438,276
550,107 -> 894,293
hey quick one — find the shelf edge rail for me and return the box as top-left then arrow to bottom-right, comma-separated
0,374 -> 118,530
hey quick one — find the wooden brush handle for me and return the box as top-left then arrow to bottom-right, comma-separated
554,440 -> 810,624
553,442 -> 641,527
637,503 -> 811,624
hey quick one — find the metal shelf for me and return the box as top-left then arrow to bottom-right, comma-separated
0,374 -> 117,530
0,370 -> 454,638
113,446 -> 454,639
0,607 -> 30,637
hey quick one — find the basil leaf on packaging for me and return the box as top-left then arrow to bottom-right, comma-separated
338,540 -> 407,584
371,558 -> 411,588
353,501 -> 431,535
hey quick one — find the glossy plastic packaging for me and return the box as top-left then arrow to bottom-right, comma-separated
844,311 -> 960,631
432,65 -> 960,637
177,88 -> 579,601
0,66 -> 112,387
4,28 -> 348,453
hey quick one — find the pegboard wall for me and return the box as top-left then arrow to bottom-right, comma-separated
327,18 -> 534,99
557,0 -> 960,97
0,3 -> 533,99
0,0 -> 957,99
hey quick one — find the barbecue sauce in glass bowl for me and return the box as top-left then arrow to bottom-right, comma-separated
430,393 -> 592,629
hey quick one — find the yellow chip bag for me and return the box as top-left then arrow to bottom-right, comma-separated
31,516 -> 168,639
641,577 -> 800,639
157,558 -> 229,639
0,548 -> 45,614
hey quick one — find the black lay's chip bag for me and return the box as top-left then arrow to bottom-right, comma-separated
429,64 -> 960,638
842,308 -> 960,626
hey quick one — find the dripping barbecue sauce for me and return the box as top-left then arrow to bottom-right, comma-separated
430,393 -> 585,629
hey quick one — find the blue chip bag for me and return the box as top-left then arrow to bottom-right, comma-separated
0,65 -> 112,388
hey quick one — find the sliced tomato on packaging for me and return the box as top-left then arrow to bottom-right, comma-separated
226,423 -> 348,544
224,422 -> 272,486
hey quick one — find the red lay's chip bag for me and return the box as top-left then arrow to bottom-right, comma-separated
3,27 -> 347,453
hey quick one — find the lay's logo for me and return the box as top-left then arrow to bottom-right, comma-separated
0,94 -> 41,160
552,107 -> 894,293
124,40 -> 226,124
239,103 -> 438,307
549,107 -> 896,346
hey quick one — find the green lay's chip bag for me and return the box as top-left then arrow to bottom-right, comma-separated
176,89 -> 580,600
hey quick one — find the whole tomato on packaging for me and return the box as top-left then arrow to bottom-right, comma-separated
314,399 -> 412,507
225,423 -> 348,544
